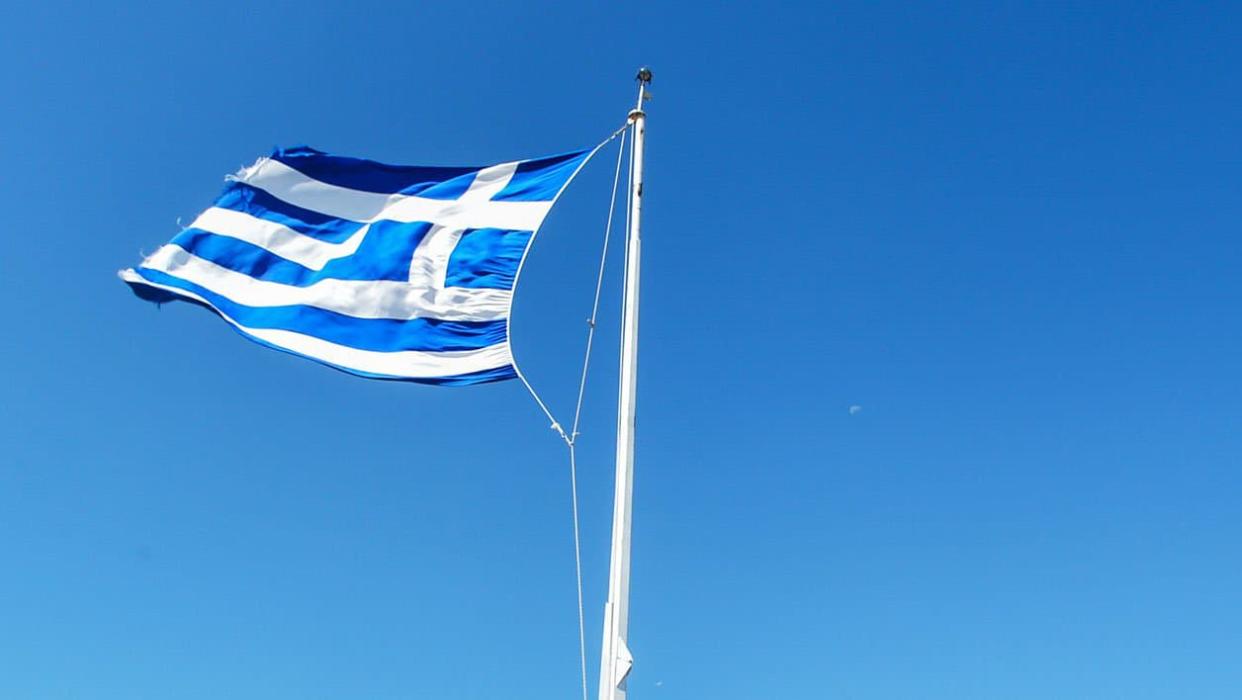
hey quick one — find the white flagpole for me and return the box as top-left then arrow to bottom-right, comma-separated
598,68 -> 650,700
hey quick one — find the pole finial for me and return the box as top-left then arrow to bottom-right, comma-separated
632,67 -> 653,115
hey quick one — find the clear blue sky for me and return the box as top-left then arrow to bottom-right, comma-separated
2,2 -> 1240,698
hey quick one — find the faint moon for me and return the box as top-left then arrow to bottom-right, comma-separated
849,405 -> 862,415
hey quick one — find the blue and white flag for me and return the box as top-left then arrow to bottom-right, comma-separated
122,145 -> 593,385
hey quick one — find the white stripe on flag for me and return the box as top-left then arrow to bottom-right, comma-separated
141,245 -> 511,321
195,162 -> 522,271
191,207 -> 368,270
238,158 -> 550,230
121,270 -> 511,378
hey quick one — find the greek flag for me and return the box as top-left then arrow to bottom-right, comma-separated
121,145 -> 593,385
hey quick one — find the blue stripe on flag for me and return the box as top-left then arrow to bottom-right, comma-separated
234,326 -> 515,384
171,221 -> 433,285
445,228 -> 533,290
234,326 -> 516,384
270,145 -> 478,199
128,268 -> 506,352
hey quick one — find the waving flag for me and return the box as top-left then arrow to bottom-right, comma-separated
121,145 -> 593,385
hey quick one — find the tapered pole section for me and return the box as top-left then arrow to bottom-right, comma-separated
599,68 -> 650,700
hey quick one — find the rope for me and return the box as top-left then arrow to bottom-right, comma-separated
513,123 -> 629,441
566,128 -> 627,700
510,124 -> 630,700
565,441 -> 588,700
571,127 -> 628,440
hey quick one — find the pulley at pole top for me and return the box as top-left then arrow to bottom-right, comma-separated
631,67 -> 653,118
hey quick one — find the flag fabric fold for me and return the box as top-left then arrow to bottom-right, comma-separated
122,145 -> 592,385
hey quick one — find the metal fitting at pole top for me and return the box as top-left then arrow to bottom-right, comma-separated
631,67 -> 652,120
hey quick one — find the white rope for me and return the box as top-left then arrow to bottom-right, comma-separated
508,123 -> 629,700
513,124 -> 629,442
565,128 -> 628,700
565,441 -> 588,700
571,127 -> 627,440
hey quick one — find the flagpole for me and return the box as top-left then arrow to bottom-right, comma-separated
598,67 -> 650,700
